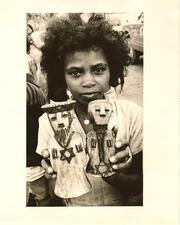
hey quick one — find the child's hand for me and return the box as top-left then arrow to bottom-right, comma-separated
103,143 -> 142,195
109,141 -> 132,171
41,149 -> 57,179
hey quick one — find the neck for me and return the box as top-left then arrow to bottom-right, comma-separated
74,101 -> 88,116
74,101 -> 93,133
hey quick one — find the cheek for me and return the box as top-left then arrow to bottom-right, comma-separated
99,72 -> 110,91
65,75 -> 74,91
105,73 -> 110,84
66,82 -> 76,94
65,79 -> 78,97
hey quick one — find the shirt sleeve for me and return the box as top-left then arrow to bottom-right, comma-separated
115,100 -> 143,155
36,113 -> 52,156
128,102 -> 143,155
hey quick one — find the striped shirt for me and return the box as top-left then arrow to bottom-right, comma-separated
27,73 -> 46,167
26,73 -> 46,106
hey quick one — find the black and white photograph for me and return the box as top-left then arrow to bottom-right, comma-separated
26,12 -> 143,207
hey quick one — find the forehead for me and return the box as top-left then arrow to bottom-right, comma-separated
94,103 -> 111,108
64,47 -> 108,68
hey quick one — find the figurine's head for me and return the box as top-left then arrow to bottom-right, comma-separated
42,100 -> 76,131
88,99 -> 112,125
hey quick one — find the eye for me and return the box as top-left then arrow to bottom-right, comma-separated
94,68 -> 103,74
95,109 -> 100,112
93,64 -> 108,75
70,71 -> 81,77
66,69 -> 82,78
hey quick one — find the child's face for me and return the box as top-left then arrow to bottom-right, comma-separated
64,47 -> 110,105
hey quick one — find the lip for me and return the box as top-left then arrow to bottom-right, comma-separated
81,91 -> 99,95
80,92 -> 100,99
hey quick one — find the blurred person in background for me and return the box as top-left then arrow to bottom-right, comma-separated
26,23 -> 49,206
27,24 -> 38,83
26,22 -> 64,206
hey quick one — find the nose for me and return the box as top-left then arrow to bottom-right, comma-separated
99,106 -> 106,116
82,73 -> 95,88
58,123 -> 65,128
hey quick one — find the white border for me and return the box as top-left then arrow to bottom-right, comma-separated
0,0 -> 179,225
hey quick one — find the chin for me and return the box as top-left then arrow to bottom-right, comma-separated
82,96 -> 102,105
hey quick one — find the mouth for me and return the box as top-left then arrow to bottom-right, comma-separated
80,92 -> 100,99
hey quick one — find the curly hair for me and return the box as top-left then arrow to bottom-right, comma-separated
41,13 -> 130,101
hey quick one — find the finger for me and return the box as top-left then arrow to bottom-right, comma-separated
115,141 -> 129,149
115,141 -> 123,148
112,155 -> 133,170
112,125 -> 118,135
51,174 -> 57,179
41,149 -> 50,158
45,172 -> 56,180
45,172 -> 53,179
41,159 -> 53,174
110,148 -> 129,163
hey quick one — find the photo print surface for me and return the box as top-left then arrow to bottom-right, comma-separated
26,12 -> 143,207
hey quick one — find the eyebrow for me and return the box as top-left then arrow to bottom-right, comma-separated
65,67 -> 83,72
65,63 -> 108,71
92,63 -> 108,68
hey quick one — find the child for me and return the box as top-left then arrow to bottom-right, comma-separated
36,13 -> 143,206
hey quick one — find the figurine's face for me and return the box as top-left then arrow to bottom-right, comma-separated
88,100 -> 112,125
42,101 -> 76,132
49,110 -> 72,131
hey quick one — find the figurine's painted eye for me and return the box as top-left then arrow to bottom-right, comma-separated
51,116 -> 57,121
61,111 -> 68,117
95,109 -> 100,112
62,114 -> 68,118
